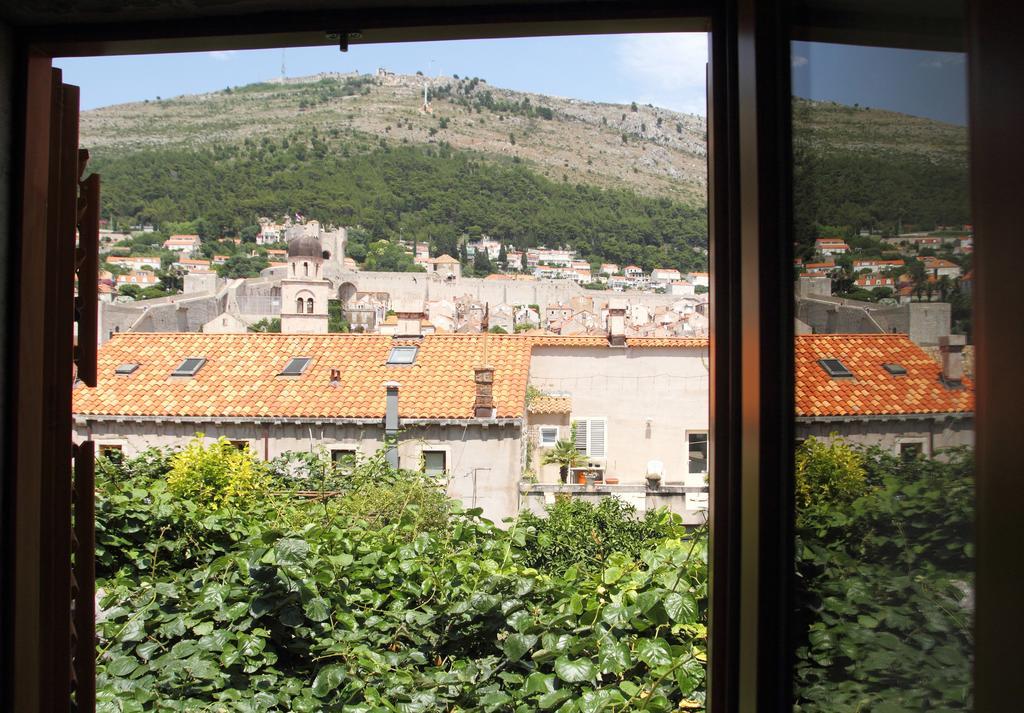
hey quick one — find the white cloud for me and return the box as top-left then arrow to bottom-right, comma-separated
792,55 -> 809,68
614,33 -> 708,115
208,51 -> 237,62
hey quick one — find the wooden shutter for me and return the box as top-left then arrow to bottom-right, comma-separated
573,419 -> 588,454
589,418 -> 607,458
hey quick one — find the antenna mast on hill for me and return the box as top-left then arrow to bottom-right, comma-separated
281,49 -> 286,80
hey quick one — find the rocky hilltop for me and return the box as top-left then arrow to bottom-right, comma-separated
79,71 -> 709,205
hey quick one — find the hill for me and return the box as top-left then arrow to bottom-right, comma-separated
791,98 -> 969,252
79,73 -> 970,270
81,71 -> 708,204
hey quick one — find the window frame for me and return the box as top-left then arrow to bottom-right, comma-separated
6,3 -> 1018,713
538,425 -> 559,447
572,416 -> 607,459
421,448 -> 448,476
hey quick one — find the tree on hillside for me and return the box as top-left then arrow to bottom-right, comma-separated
498,243 -> 507,268
363,240 -> 424,273
217,255 -> 269,279
472,250 -> 494,276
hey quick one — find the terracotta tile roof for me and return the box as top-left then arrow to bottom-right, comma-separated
74,333 -> 533,420
795,334 -> 974,417
528,396 -> 572,415
530,335 -> 709,348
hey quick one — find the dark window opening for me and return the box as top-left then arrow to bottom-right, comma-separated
818,358 -> 853,378
280,357 -> 312,376
171,357 -> 206,377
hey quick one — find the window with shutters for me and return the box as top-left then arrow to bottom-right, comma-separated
572,418 -> 607,459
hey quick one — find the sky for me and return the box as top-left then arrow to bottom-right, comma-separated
55,35 -> 965,125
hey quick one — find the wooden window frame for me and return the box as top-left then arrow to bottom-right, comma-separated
2,2 -> 1021,712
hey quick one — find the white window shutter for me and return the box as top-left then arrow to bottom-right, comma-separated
573,420 -> 588,454
589,419 -> 607,458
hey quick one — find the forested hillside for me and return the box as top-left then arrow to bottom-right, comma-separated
91,141 -> 709,272
792,98 -> 970,253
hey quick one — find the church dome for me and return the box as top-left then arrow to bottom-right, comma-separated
287,234 -> 323,259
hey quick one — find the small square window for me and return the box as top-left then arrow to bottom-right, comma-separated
331,449 -> 357,465
387,346 -> 418,365
280,357 -> 312,376
539,426 -> 559,447
818,358 -> 853,378
114,363 -> 139,375
423,450 -> 446,476
98,444 -> 122,459
228,440 -> 249,451
898,441 -> 925,460
171,357 -> 206,377
882,362 -> 907,376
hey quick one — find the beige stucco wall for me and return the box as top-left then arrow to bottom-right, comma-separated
796,416 -> 974,456
528,346 -> 710,486
75,418 -> 524,522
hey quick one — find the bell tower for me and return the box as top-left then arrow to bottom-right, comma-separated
280,233 -> 330,333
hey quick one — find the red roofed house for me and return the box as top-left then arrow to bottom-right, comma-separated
814,237 -> 850,256
795,334 -> 973,457
162,234 -> 202,256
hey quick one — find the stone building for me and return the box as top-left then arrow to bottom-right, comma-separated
280,233 -> 330,333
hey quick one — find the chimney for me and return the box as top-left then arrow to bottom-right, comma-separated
938,334 -> 966,387
384,381 -> 400,468
607,298 -> 627,347
329,368 -> 341,386
393,299 -> 425,338
473,366 -> 496,418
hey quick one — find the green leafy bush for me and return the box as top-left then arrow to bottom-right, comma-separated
794,447 -> 974,712
166,435 -> 270,506
95,449 -> 708,712
794,436 -> 868,510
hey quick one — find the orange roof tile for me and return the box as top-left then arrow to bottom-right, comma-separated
795,334 -> 973,417
74,333 -> 533,421
528,396 -> 572,415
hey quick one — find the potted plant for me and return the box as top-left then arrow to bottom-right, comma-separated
542,438 -> 585,484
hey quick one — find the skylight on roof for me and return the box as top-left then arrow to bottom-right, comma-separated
883,362 -> 908,376
387,346 -> 418,365
818,358 -> 853,378
171,357 -> 206,377
280,357 -> 312,376
114,363 -> 139,375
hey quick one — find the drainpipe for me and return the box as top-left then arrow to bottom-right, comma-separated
384,381 -> 400,469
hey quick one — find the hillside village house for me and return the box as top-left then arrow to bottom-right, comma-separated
163,234 -> 202,256
107,254 -> 161,271
814,237 -> 850,256
115,270 -> 159,288
650,268 -> 682,285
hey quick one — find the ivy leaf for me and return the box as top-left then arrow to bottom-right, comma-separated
311,664 -> 347,698
598,640 -> 632,673
502,633 -> 539,661
524,672 -> 555,695
538,688 -> 573,709
636,638 -> 673,667
554,655 -> 597,683
274,538 -> 310,566
664,592 -> 698,624
303,597 -> 331,622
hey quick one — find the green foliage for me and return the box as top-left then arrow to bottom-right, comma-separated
518,497 -> 690,575
94,448 -> 709,711
794,436 -> 868,510
217,254 -> 270,278
792,99 -> 969,254
327,299 -> 350,332
363,239 -> 425,272
794,447 -> 975,712
249,318 -> 281,333
165,435 -> 270,506
541,439 -> 586,482
90,143 -> 708,273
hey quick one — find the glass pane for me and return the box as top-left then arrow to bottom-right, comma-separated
792,40 -> 974,711
423,450 -> 446,475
